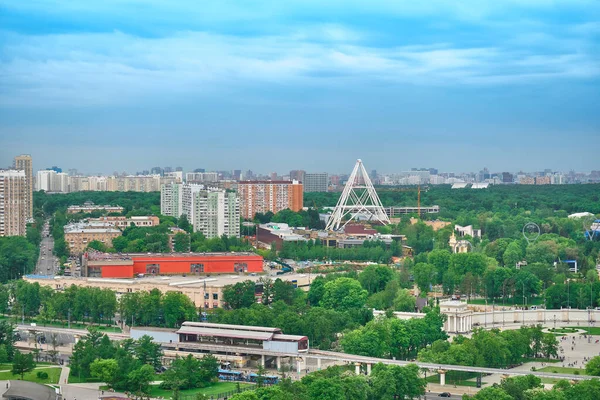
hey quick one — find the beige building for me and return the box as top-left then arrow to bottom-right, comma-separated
13,155 -> 33,218
67,202 -> 124,214
535,176 -> 551,185
23,273 -> 314,309
0,169 -> 27,237
89,215 -> 160,228
64,222 -> 122,253
106,175 -> 176,192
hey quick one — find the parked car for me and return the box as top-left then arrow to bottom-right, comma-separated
438,393 -> 452,398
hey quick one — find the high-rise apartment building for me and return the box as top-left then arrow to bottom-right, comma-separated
289,170 -> 306,183
193,190 -> 240,238
0,169 -> 27,237
186,172 -> 218,183
36,170 -> 55,191
13,155 -> 33,219
303,173 -> 328,192
161,182 -> 183,218
161,183 -> 239,238
238,180 -> 303,219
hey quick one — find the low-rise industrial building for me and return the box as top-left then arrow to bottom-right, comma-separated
89,215 -> 160,228
23,273 -> 314,308
67,202 -> 124,214
82,251 -> 264,278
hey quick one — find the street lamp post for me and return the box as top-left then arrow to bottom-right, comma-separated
522,282 -> 526,324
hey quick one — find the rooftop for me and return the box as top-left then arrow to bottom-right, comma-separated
86,251 -> 261,261
28,272 -> 316,289
4,380 -> 58,400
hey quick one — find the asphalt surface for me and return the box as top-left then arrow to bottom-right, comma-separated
35,221 -> 58,275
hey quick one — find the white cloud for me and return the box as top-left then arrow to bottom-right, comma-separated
1,26 -> 598,107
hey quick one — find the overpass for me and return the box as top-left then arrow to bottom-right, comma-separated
18,324 -> 596,386
162,340 -> 593,385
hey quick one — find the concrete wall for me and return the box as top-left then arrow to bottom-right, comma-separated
472,309 -> 600,327
263,340 -> 298,354
131,327 -> 179,343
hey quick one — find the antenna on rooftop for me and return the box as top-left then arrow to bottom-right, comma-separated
326,159 -> 390,231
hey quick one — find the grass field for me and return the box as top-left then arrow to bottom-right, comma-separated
147,382 -> 253,399
548,328 -> 579,334
0,366 -> 61,384
568,327 -> 600,335
537,366 -> 587,375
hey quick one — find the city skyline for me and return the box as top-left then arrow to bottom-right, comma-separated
1,1 -> 599,172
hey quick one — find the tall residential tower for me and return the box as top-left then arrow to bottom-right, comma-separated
0,169 -> 27,237
13,155 -> 32,218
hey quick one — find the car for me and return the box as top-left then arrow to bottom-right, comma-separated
438,393 -> 452,398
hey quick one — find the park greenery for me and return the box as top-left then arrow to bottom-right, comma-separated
1,280 -> 117,325
467,375 -> 600,400
70,327 -> 219,396
70,328 -> 162,396
418,326 -> 558,369
230,363 -> 426,400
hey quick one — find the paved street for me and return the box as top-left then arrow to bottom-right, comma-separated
34,221 -> 58,275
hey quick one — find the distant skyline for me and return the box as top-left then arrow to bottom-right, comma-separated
1,1 -> 599,173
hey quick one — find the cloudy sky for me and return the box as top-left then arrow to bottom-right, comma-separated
1,0 -> 599,174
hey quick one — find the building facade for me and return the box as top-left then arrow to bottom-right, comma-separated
193,190 -> 240,238
13,155 -> 32,218
185,172 -> 218,183
64,222 -> 122,254
162,184 -> 239,238
67,203 -> 124,214
0,169 -> 27,237
238,180 -> 303,219
89,215 -> 160,228
82,251 -> 263,278
303,173 -> 328,192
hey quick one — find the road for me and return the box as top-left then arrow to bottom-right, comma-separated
34,221 -> 58,275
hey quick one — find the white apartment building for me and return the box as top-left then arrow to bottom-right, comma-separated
0,169 -> 27,237
36,170 -> 54,191
193,190 -> 240,238
161,183 -> 204,222
161,183 -> 240,238
186,172 -> 219,183
160,183 -> 183,218
303,173 -> 328,192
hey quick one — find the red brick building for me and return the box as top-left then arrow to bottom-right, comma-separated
83,251 -> 263,278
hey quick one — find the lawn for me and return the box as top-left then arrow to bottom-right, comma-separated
0,362 -> 53,371
13,317 -> 122,333
568,327 -> 600,335
537,366 -> 587,375
148,382 -> 253,399
0,366 -> 62,384
548,328 -> 579,334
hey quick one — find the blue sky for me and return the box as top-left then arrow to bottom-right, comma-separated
1,0 -> 599,174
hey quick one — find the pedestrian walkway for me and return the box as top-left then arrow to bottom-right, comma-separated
59,366 -> 70,385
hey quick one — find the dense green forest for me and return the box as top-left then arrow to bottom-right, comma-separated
305,184 -> 600,217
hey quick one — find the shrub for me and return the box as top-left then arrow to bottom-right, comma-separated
36,371 -> 49,380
